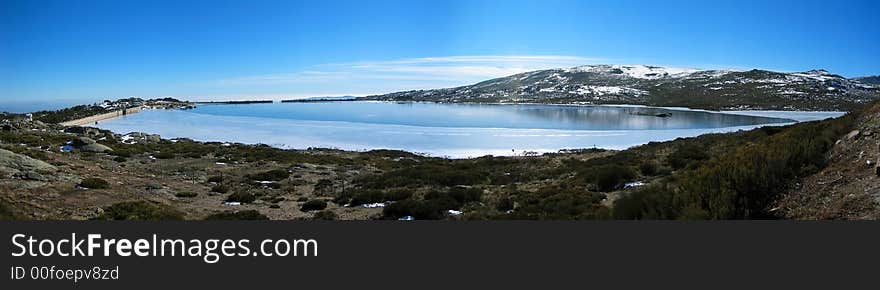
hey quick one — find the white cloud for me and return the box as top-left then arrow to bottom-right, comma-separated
215,55 -> 602,89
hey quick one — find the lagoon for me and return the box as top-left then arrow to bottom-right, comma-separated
95,102 -> 844,158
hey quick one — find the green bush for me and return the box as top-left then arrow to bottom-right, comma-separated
0,200 -> 18,220
79,177 -> 110,189
153,151 -> 175,159
226,192 -> 256,203
592,165 -> 636,192
495,197 -> 514,212
511,191 -> 609,220
96,201 -> 185,220
300,200 -> 328,211
313,179 -> 334,194
668,144 -> 710,170
113,156 -> 127,163
211,184 -> 229,193
313,210 -> 337,220
110,149 -> 133,158
383,189 -> 413,202
382,199 -> 443,220
204,210 -> 268,220
349,190 -> 386,206
614,113 -> 856,219
207,176 -> 223,183
246,169 -> 290,181
175,191 -> 198,198
639,161 -> 658,176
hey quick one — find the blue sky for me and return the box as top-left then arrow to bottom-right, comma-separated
1,0 -> 878,110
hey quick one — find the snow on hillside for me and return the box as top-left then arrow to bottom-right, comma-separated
568,64 -> 700,79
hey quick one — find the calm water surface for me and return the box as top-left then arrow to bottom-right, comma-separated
95,102 -> 837,158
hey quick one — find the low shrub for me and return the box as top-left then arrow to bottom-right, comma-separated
246,169 -> 290,181
226,192 -> 256,203
204,210 -> 268,220
382,199 -> 444,220
152,151 -> 175,159
110,149 -> 133,158
211,184 -> 229,194
0,200 -> 18,220
639,161 -> 659,176
313,210 -> 337,220
96,201 -> 185,220
300,199 -> 328,211
175,191 -> 198,198
349,190 -> 386,206
79,177 -> 110,189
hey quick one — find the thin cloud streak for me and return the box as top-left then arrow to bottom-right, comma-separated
216,55 -> 604,87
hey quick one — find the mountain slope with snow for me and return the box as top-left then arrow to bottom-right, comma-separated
854,76 -> 880,86
365,65 -> 880,110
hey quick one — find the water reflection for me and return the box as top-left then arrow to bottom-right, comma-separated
95,102 -> 827,158
190,102 -> 793,130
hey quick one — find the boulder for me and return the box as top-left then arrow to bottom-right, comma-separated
71,137 -> 112,153
121,132 -> 162,144
0,149 -> 56,174
15,171 -> 47,181
72,137 -> 97,146
78,143 -> 113,153
145,134 -> 161,143
845,130 -> 860,140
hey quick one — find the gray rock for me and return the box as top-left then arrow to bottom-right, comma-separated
72,137 -> 97,146
19,171 -> 47,181
845,130 -> 860,140
78,143 -> 113,153
71,137 -> 112,152
0,149 -> 56,173
145,134 -> 161,143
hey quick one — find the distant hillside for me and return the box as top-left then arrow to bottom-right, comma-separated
365,65 -> 880,111
854,76 -> 880,86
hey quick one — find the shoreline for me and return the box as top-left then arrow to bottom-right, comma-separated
92,103 -> 844,159
60,106 -> 144,126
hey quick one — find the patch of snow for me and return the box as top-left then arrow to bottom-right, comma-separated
791,70 -> 839,82
624,181 -> 645,188
398,215 -> 415,221
575,85 -> 647,96
569,64 -> 699,79
361,203 -> 385,208
779,90 -> 806,95
120,134 -> 136,144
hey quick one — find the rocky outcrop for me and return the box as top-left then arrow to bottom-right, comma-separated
120,132 -> 161,144
71,137 -> 113,153
0,149 -> 56,179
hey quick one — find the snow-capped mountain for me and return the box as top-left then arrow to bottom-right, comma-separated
366,65 -> 879,110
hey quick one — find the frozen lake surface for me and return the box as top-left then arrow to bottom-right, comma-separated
95,102 -> 845,158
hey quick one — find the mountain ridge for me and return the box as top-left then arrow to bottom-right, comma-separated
364,65 -> 880,111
